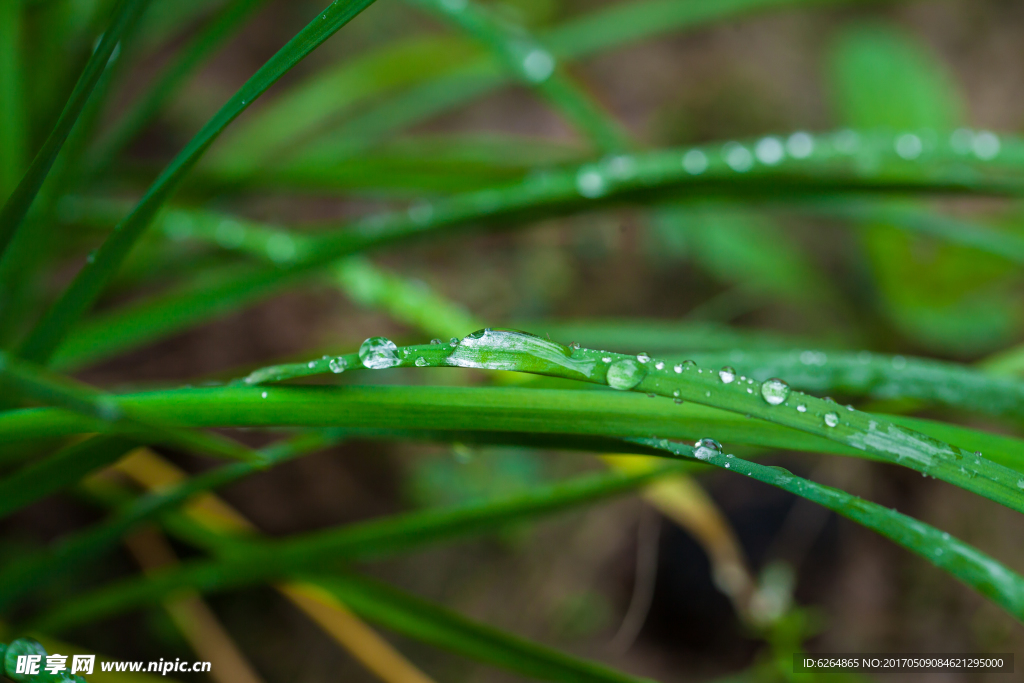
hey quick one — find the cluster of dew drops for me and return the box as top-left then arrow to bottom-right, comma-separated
281,334 -> 846,432
601,350 -> 842,431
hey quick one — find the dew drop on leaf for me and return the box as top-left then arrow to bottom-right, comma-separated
415,357 -> 428,367
718,366 -> 736,384
329,357 -> 347,373
761,378 -> 789,405
694,438 -> 722,460
824,412 -> 839,427
359,337 -> 401,369
606,358 -> 646,390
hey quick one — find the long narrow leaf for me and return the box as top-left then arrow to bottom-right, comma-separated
0,0 -> 152,260
18,0 -> 379,364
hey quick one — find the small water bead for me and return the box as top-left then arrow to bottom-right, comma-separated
215,219 -> 245,248
569,341 -> 581,350
693,438 -> 722,461
672,390 -> 680,398
718,366 -> 736,384
575,166 -> 606,198
950,127 -> 974,154
824,412 -> 840,427
307,361 -> 317,368
407,203 -> 434,225
833,129 -> 860,154
673,364 -> 683,373
602,356 -> 612,363
786,132 -> 814,159
895,133 -> 922,160
329,357 -> 347,373
723,142 -> 753,172
261,391 -> 268,399
521,48 -> 555,83
415,357 -> 428,367
682,149 -> 708,175
607,358 -> 646,390
796,403 -> 807,413
266,233 -> 297,263
973,130 -> 1000,159
754,136 -> 785,165
674,398 -> 684,404
1018,479 -> 1024,490
655,361 -> 665,370
760,378 -> 789,405
431,338 -> 442,344
359,337 -> 402,369
636,353 -> 650,364
605,155 -> 637,180
449,337 -> 460,347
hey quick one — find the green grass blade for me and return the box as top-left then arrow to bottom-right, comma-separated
0,350 -> 264,463
89,0 -> 269,173
310,573 -> 654,683
299,0 -> 859,159
29,464 -> 680,632
52,129 -> 1024,369
0,0 -> 152,261
0,435 -> 137,520
237,334 -> 1024,511
0,0 -> 26,201
0,431 -> 342,612
631,436 -> 1024,622
685,348 -> 1024,420
405,0 -> 627,152
1,385 -> 1022,472
17,0 -> 379,365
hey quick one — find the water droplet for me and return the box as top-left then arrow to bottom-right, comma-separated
973,130 -> 1000,160
215,219 -> 245,248
694,438 -> 722,460
605,155 -> 636,180
636,353 -> 650,364
682,149 -> 708,174
724,463 -> 730,468
895,133 -> 922,160
723,142 -> 753,172
796,403 -> 807,413
786,132 -> 814,159
673,364 -> 683,373
359,337 -> 401,369
602,356 -> 612,363
672,389 -> 680,398
1017,479 -> 1024,490
267,233 -> 296,263
950,128 -> 974,154
407,203 -> 434,225
654,361 -> 665,370
415,356 -> 428,367
833,129 -> 860,154
329,357 -> 347,373
718,366 -> 736,384
575,166 -> 606,198
431,338 -> 442,344
824,412 -> 839,427
449,337 -> 460,347
307,361 -> 317,368
674,398 -> 683,404
607,358 -> 646,390
760,378 -> 789,405
754,136 -> 784,165
521,48 -> 555,83
261,391 -> 268,399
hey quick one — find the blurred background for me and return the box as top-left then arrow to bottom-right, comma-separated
3,0 -> 1024,680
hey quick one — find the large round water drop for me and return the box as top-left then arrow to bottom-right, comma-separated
606,358 -> 646,390
761,378 -> 790,405
694,438 -> 722,460
359,337 -> 401,369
